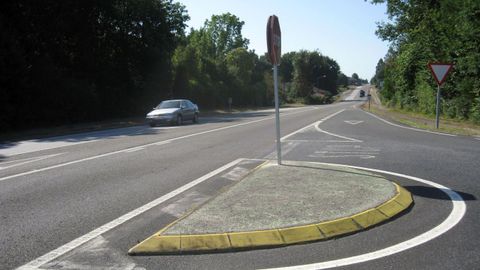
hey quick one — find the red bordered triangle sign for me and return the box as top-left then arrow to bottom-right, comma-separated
428,63 -> 453,86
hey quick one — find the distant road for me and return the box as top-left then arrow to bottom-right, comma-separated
342,85 -> 368,101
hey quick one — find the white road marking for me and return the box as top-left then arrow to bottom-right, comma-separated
314,123 -> 362,143
344,120 -> 363,125
16,158 -> 246,270
280,123 -> 318,142
309,149 -> 378,159
1,107 -> 317,183
281,109 -> 345,141
260,162 -> 466,270
282,140 -> 357,143
309,154 -> 376,159
42,236 -> 144,270
152,140 -> 172,146
122,146 -> 146,153
0,153 -> 64,170
363,110 -> 457,137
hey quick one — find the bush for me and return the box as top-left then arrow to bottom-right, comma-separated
416,80 -> 436,115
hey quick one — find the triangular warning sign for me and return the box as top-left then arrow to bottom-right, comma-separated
428,63 -> 453,86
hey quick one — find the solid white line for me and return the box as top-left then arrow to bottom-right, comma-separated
1,108 -> 317,183
314,123 -> 362,143
260,162 -> 466,270
315,151 -> 379,154
321,109 -> 346,122
308,155 -> 376,159
122,147 -> 146,153
280,122 -> 319,141
282,140 -> 357,143
16,158 -> 246,270
362,110 -> 457,137
280,109 -> 345,141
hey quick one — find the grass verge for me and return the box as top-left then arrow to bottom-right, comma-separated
363,87 -> 480,137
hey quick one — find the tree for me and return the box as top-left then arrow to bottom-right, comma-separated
371,0 -> 480,121
0,0 -> 189,131
337,72 -> 349,87
225,47 -> 257,105
371,58 -> 385,87
290,50 -> 340,102
280,52 -> 296,83
204,13 -> 249,58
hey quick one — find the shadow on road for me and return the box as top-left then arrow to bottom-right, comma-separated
340,99 -> 367,102
281,164 -> 387,180
405,185 -> 476,201
0,112 -> 272,152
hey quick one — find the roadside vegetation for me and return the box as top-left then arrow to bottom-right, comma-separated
370,0 -> 480,127
1,1 -> 367,134
363,87 -> 480,136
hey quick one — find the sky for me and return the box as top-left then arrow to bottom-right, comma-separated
177,0 -> 391,80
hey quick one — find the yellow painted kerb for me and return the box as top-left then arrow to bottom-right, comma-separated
128,183 -> 413,255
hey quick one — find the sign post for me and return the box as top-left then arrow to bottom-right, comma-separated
267,15 -> 282,165
428,63 -> 453,129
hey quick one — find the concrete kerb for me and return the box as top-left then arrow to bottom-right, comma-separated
128,163 -> 413,255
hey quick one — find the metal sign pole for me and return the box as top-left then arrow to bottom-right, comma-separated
273,65 -> 282,165
435,85 -> 440,129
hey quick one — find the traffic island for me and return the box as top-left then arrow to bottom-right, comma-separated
128,160 -> 413,255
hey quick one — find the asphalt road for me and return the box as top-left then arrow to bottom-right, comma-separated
1,87 -> 479,269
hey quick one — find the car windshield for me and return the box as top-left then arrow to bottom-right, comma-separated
157,100 -> 180,109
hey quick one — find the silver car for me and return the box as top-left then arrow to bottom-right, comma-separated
146,99 -> 199,127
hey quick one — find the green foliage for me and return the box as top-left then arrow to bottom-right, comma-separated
171,13 -> 268,109
288,50 -> 339,102
372,0 -> 480,122
415,76 -> 436,115
279,52 -> 296,83
371,58 -> 385,86
0,0 -> 188,131
337,73 -> 349,88
1,4 -> 348,132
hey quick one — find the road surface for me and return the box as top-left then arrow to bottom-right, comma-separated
1,94 -> 478,269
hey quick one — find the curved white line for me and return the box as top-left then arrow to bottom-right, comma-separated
260,162 -> 466,270
314,123 -> 362,143
362,110 -> 457,137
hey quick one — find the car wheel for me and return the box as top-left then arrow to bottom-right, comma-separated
193,113 -> 199,123
176,115 -> 183,126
